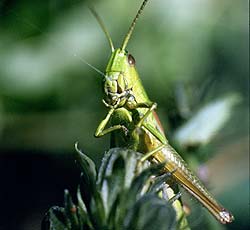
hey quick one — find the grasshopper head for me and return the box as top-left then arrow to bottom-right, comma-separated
90,0 -> 150,108
104,48 -> 136,108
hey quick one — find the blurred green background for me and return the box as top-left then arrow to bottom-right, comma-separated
0,0 -> 248,229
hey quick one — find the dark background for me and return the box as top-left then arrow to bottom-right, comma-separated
0,0 -> 249,229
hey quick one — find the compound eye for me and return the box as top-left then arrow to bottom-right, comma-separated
127,54 -> 136,66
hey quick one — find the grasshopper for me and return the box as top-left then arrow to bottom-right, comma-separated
93,0 -> 234,224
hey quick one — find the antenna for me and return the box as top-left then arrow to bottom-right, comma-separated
121,0 -> 150,51
89,5 -> 115,52
74,54 -> 105,77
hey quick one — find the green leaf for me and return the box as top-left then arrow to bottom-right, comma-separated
123,194 -> 176,230
148,172 -> 173,194
96,148 -> 113,186
115,161 -> 167,228
97,148 -> 145,189
99,151 -> 126,216
75,142 -> 97,209
44,147 -> 183,229
64,189 -> 79,230
75,142 -> 96,180
77,186 -> 92,228
89,192 -> 107,229
41,207 -> 67,230
128,162 -> 166,198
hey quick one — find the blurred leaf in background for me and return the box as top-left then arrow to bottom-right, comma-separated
0,0 -> 248,229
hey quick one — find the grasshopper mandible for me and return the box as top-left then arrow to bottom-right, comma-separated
93,0 -> 234,224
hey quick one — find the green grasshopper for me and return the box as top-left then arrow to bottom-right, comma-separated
93,0 -> 234,224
